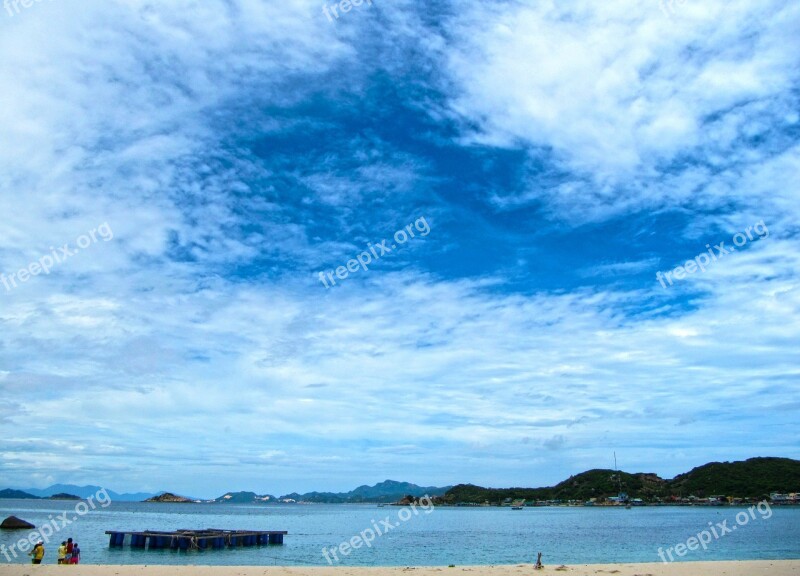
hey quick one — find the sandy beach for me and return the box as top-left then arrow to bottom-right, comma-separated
1,562 -> 798,576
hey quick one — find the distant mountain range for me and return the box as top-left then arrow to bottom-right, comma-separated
2,485 -> 156,502
150,481 -> 450,504
0,488 -> 81,500
0,480 -> 448,504
280,480 -> 451,503
3,459 -> 797,504
0,489 -> 42,499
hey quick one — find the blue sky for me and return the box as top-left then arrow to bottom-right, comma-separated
0,0 -> 798,499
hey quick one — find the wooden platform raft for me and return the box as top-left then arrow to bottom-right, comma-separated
105,529 -> 287,550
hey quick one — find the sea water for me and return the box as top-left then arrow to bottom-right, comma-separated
1,500 -> 798,566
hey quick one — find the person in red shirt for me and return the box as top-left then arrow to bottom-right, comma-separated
66,538 -> 74,563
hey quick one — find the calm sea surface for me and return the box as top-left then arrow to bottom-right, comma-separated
1,500 -> 798,566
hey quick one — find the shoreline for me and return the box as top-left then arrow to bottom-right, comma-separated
0,560 -> 798,576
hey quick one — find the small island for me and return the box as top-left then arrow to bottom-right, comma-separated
144,492 -> 194,503
49,493 -> 81,500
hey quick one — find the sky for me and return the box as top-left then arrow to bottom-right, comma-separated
0,0 -> 798,499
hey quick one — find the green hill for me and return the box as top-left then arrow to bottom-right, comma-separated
550,469 -> 667,501
444,470 -> 667,503
443,457 -> 800,504
669,457 -> 800,498
444,483 -> 549,504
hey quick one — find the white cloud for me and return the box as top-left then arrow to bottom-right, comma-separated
3,258 -> 798,494
443,0 -> 800,220
0,0 -> 797,498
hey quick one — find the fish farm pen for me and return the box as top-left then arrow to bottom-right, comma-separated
106,529 -> 287,550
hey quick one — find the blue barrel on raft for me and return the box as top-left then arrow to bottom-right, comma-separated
108,532 -> 125,547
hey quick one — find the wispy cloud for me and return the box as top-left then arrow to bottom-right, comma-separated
0,0 -> 797,497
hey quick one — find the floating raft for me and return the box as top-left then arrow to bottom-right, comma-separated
105,529 -> 287,550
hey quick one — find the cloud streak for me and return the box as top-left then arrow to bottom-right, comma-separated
0,0 -> 798,497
